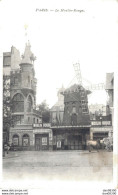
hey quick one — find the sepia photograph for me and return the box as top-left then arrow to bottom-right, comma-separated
0,0 -> 118,194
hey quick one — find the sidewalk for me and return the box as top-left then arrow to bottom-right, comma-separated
3,151 -> 19,159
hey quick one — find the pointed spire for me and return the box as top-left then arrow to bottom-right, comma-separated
21,41 -> 36,64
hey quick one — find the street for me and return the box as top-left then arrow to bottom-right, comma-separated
3,150 -> 113,182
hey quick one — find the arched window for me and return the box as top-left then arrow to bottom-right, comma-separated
22,134 -> 30,147
27,95 -> 33,112
12,134 -> 19,146
12,93 -> 24,112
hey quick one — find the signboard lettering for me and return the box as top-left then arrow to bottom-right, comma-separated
43,123 -> 51,128
33,123 -> 42,127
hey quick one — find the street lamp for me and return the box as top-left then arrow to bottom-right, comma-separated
99,114 -> 102,126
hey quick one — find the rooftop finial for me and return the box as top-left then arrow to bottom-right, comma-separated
24,24 -> 28,44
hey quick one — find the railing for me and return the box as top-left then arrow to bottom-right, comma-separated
11,69 -> 21,74
33,109 -> 41,116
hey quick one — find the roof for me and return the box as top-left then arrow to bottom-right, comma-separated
20,41 -> 36,64
3,52 -> 11,56
105,73 -> 114,90
63,84 -> 91,95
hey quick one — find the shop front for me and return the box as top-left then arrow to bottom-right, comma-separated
33,127 -> 53,151
90,120 -> 113,140
52,127 -> 90,150
35,133 -> 49,150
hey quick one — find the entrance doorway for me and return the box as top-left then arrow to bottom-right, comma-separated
68,135 -> 82,150
35,134 -> 49,151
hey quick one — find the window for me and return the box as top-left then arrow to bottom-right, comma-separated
81,100 -> 85,104
22,134 -> 29,147
3,56 -> 11,66
12,93 -> 24,112
82,108 -> 88,113
72,106 -> 76,113
28,117 -> 30,122
27,95 -> 33,112
12,134 -> 19,146
82,104 -> 88,113
12,115 -> 24,125
37,119 -> 38,123
14,77 -> 18,85
80,90 -> 85,97
80,99 -> 88,113
33,118 -> 35,123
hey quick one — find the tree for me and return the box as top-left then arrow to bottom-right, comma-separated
36,100 -> 50,123
3,75 -> 12,143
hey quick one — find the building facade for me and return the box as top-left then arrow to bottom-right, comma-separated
90,120 -> 112,140
89,73 -> 114,140
3,43 -> 53,150
105,72 -> 114,137
51,84 -> 91,150
3,46 -> 21,144
3,46 -> 21,76
89,103 -> 107,120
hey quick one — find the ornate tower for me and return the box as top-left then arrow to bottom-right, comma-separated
10,42 -> 37,125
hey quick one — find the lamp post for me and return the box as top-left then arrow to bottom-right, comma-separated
99,115 -> 102,126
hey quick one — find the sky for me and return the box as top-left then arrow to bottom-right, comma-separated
0,0 -> 118,108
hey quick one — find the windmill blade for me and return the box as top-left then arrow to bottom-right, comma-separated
73,63 -> 82,85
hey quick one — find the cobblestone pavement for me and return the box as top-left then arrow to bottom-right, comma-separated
3,150 -> 113,183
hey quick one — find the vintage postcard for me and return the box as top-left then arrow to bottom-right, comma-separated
0,0 -> 118,194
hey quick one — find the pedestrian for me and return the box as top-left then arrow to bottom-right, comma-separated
3,143 -> 5,157
7,143 -> 10,154
11,143 -> 14,151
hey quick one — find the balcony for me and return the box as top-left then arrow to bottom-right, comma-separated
33,109 -> 41,116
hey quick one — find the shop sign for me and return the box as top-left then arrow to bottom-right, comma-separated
91,121 -> 101,126
102,121 -> 111,125
42,137 -> 47,145
23,138 -> 29,146
33,123 -> 42,127
13,138 -> 19,146
91,121 -> 111,126
43,123 -> 51,128
57,140 -> 61,148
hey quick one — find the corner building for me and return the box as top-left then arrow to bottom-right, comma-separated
9,43 -> 53,150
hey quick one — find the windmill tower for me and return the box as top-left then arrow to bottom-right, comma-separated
62,63 -> 91,126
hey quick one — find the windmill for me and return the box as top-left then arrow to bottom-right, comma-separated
73,62 -> 107,111
61,62 -> 106,114
73,62 -> 105,91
